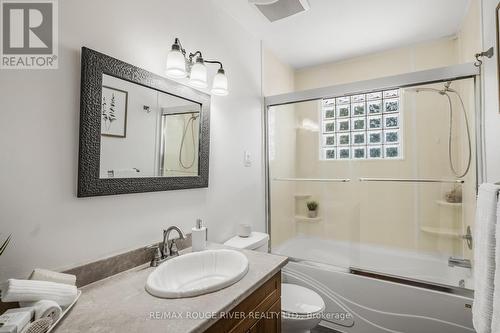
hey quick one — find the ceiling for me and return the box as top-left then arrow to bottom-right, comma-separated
215,0 -> 471,69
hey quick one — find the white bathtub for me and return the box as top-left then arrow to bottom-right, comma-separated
274,236 -> 475,333
274,235 -> 473,289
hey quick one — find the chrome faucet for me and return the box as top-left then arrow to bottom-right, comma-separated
162,226 -> 185,258
146,226 -> 186,267
448,257 -> 472,269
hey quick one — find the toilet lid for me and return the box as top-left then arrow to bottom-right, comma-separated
223,232 -> 269,250
281,283 -> 325,315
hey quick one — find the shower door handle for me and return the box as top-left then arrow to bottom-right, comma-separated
273,177 -> 351,182
461,226 -> 473,250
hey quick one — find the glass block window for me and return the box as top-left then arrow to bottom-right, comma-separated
320,89 -> 402,160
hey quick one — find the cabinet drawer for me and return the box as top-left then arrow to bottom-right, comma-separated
248,299 -> 281,333
205,271 -> 281,333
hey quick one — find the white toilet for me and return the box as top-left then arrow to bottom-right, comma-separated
224,232 -> 325,333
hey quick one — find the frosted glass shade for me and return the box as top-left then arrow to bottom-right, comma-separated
211,69 -> 228,96
165,49 -> 187,78
189,60 -> 208,89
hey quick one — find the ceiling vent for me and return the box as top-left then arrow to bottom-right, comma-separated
250,0 -> 310,22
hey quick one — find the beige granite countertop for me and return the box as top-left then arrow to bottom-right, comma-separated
54,244 -> 288,333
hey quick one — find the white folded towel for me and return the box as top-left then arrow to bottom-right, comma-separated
22,299 -> 62,321
473,183 -> 500,333
491,192 -> 500,332
1,279 -> 77,307
29,268 -> 76,286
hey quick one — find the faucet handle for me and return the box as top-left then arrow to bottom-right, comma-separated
145,244 -> 162,267
169,239 -> 180,257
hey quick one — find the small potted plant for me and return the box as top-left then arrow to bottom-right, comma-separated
445,185 -> 462,203
306,201 -> 319,218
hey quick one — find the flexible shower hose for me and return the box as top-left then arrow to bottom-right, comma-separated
413,87 -> 472,178
179,114 -> 198,169
443,89 -> 472,178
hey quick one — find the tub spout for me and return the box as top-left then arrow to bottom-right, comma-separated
448,257 -> 472,269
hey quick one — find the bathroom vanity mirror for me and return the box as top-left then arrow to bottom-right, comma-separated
99,74 -> 201,179
78,47 -> 210,197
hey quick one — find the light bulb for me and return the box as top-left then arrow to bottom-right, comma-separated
189,58 -> 208,89
211,68 -> 228,96
165,44 -> 186,78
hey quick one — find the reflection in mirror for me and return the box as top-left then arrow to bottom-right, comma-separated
160,108 -> 200,177
99,74 -> 201,179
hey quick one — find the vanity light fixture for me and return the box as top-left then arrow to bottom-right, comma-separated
211,68 -> 229,96
165,42 -> 187,78
165,38 -> 229,96
189,56 -> 208,89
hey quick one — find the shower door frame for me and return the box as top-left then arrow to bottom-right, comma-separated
263,62 -> 483,295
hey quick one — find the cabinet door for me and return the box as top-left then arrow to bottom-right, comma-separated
206,272 -> 281,333
248,299 -> 281,333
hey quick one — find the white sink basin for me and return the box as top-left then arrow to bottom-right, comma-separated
145,249 -> 249,298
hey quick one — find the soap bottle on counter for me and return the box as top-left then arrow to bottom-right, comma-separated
192,218 -> 207,252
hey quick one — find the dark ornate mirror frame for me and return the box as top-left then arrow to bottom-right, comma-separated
78,47 -> 210,197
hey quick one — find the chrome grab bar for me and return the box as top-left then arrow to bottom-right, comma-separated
358,177 -> 464,184
273,177 -> 351,183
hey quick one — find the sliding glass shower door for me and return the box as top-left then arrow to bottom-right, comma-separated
268,77 -> 477,290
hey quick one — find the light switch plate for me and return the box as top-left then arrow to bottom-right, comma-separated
244,151 -> 252,167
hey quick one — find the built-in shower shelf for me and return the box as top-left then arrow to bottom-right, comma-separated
294,215 -> 322,223
420,226 -> 462,238
436,200 -> 462,208
294,194 -> 312,199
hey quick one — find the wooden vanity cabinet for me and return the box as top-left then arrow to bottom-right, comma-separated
247,298 -> 281,333
205,271 -> 281,333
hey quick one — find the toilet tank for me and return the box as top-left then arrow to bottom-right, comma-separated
223,232 -> 269,252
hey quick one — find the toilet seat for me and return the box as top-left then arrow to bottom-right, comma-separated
281,283 -> 325,317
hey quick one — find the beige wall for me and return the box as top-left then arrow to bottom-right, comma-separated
262,47 -> 295,96
457,0 -> 482,64
268,0 -> 481,260
295,38 -> 458,91
262,48 -> 297,246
